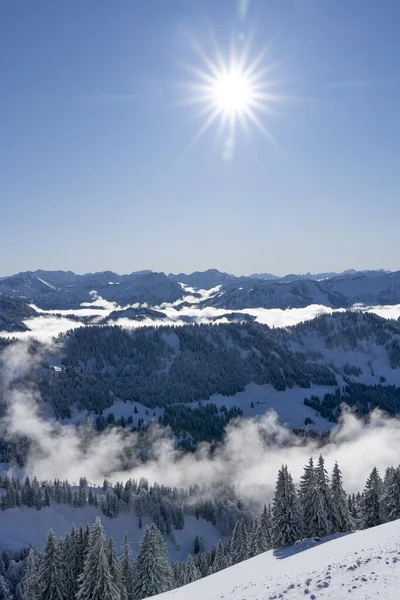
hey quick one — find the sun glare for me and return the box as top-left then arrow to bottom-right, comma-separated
181,34 -> 284,153
212,69 -> 254,115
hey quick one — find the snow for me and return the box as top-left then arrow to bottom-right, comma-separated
154,519 -> 400,599
290,331 -> 400,387
36,277 -> 57,290
0,505 -> 222,562
62,384 -> 334,432
201,383 -> 337,432
62,399 -> 164,427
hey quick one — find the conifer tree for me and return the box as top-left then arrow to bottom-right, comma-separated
76,518 -> 120,600
383,466 -> 400,522
230,520 -> 248,564
120,534 -> 134,600
260,504 -> 272,549
62,527 -> 79,600
38,529 -> 65,600
361,467 -> 383,529
197,552 -> 211,578
108,538 -> 127,600
21,549 -> 40,600
271,465 -> 302,547
57,537 -> 69,600
330,462 -> 353,532
250,523 -> 270,557
182,554 -> 201,585
193,535 -> 201,555
73,527 -> 86,588
300,458 -> 331,538
315,455 -> 334,532
212,541 -> 228,573
0,574 -> 11,600
132,524 -> 173,600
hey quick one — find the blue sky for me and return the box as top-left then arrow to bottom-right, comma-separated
1,0 -> 399,276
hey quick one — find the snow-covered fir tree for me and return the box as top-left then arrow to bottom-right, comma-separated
361,467 -> 383,529
107,538 -> 127,600
330,461 -> 353,532
260,504 -> 272,549
383,466 -> 400,522
120,533 -> 135,600
21,549 -> 40,600
271,465 -> 302,547
182,554 -> 201,585
0,574 -> 12,600
249,522 -> 270,557
212,541 -> 229,573
230,520 -> 248,564
76,518 -> 121,600
132,523 -> 173,600
300,457 -> 331,538
315,455 -> 334,533
62,527 -> 80,600
38,529 -> 65,600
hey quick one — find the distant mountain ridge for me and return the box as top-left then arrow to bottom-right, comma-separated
0,271 -> 183,309
201,271 -> 400,309
0,268 -> 398,310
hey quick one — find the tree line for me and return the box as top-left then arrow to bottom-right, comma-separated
2,455 -> 400,598
0,476 -> 252,537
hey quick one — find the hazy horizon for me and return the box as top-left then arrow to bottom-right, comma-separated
0,264 -> 397,280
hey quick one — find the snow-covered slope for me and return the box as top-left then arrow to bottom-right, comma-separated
0,295 -> 37,332
0,272 -> 185,309
203,271 -> 400,310
0,505 -> 222,562
155,520 -> 400,600
203,279 -> 339,310
288,311 -> 400,386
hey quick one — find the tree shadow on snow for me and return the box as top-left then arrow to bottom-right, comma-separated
273,532 -> 349,559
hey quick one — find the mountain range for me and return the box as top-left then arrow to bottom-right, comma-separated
0,268 -> 399,311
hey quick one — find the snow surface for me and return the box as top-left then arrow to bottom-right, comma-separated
61,384 -> 335,431
60,399 -> 164,427
290,329 -> 400,387
0,505 -> 221,561
201,383 -> 337,432
155,520 -> 400,600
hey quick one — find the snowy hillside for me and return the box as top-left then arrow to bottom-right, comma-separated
0,505 -> 221,563
289,311 -> 400,386
154,520 -> 400,600
0,296 -> 37,332
202,271 -> 400,310
0,272 -> 184,309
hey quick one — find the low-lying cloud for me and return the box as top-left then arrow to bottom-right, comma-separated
1,286 -> 399,343
1,342 -> 400,500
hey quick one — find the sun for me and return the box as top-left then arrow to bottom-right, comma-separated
181,34 -> 284,152
212,69 -> 254,115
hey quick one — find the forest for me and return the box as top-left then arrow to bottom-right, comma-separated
0,455 -> 398,599
40,322 -> 337,417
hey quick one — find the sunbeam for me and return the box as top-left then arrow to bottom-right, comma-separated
181,33 -> 285,153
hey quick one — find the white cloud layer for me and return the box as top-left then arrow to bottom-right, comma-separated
1,342 -> 400,501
